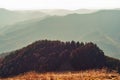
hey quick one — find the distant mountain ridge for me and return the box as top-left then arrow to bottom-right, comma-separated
0,8 -> 97,27
0,8 -> 48,28
0,9 -> 120,59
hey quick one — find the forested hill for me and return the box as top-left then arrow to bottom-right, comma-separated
0,40 -> 120,78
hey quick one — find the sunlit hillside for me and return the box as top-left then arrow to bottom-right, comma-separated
1,69 -> 120,80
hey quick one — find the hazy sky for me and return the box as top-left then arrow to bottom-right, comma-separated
0,0 -> 120,10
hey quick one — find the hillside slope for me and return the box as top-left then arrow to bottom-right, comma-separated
0,40 -> 120,78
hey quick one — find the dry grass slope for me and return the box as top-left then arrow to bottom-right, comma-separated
1,69 -> 120,80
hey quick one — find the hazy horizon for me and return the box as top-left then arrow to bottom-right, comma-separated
0,0 -> 120,10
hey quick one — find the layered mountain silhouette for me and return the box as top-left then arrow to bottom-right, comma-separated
0,8 -> 48,27
0,8 -> 96,27
0,40 -> 120,78
0,9 -> 120,59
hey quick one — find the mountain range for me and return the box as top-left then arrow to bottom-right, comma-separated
0,8 -> 120,59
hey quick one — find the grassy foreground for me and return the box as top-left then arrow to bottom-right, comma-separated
0,69 -> 120,80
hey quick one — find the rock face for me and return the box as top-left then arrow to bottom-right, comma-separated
0,40 -> 109,78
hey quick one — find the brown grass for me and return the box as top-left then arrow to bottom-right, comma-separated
1,69 -> 120,80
